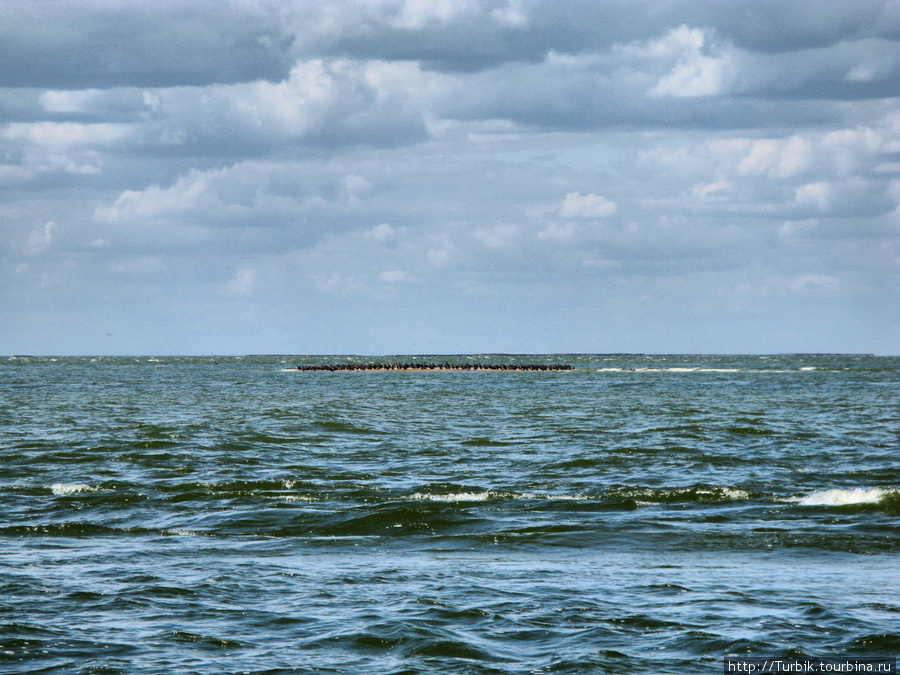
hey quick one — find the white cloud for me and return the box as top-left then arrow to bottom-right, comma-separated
25,221 -> 55,255
887,179 -> 900,203
730,272 -> 841,298
651,52 -> 731,98
641,26 -> 733,98
822,126 -> 885,174
426,246 -> 452,267
489,0 -> 528,27
690,181 -> 731,202
242,60 -> 336,135
96,172 -> 207,222
225,268 -> 257,295
537,221 -> 578,240
391,0 -> 479,30
315,273 -> 361,293
92,159 -> 364,233
794,182 -> 831,211
104,58 -> 428,158
771,136 -> 811,178
779,219 -> 820,239
143,90 -> 161,111
737,136 -> 810,177
342,173 -> 373,203
40,89 -> 104,113
560,192 -> 617,219
366,223 -> 396,240
204,58 -> 427,147
625,25 -> 707,60
475,223 -> 520,248
0,164 -> 34,185
790,273 -> 839,292
3,122 -> 130,147
378,269 -> 411,283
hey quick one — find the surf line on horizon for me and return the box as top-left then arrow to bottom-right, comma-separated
294,362 -> 574,372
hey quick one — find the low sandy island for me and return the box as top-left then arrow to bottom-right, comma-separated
295,362 -> 573,372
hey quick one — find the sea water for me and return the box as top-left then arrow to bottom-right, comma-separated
0,354 -> 897,674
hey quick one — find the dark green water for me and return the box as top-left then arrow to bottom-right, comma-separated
1,354 -> 897,674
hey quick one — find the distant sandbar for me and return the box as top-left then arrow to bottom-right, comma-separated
295,362 -> 573,372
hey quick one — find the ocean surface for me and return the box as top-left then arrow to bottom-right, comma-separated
1,354 -> 897,674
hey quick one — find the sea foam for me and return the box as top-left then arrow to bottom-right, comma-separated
797,488 -> 893,506
410,491 -> 591,502
50,483 -> 97,496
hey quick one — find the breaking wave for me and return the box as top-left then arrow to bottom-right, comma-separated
49,483 -> 98,496
797,487 -> 898,506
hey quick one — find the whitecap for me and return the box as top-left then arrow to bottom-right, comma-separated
411,491 -> 495,502
411,491 -> 591,502
531,493 -> 593,501
50,483 -> 96,496
722,488 -> 751,499
797,488 -> 892,506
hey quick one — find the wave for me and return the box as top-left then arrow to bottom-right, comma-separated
409,490 -> 591,503
35,481 -> 761,506
49,483 -> 99,496
33,481 -> 900,515
614,486 -> 753,503
796,487 -> 898,506
408,485 -> 757,505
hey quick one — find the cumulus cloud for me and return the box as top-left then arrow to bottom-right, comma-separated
92,159 -> 382,237
794,182 -> 832,211
737,137 -> 811,178
690,181 -> 732,203
378,269 -> 412,284
641,26 -> 733,98
366,223 -> 396,240
130,59 -> 430,155
560,192 -> 617,219
475,224 -> 520,248
278,0 -> 898,73
95,172 -> 208,222
3,122 -> 131,147
25,221 -> 55,255
426,246 -> 453,267
779,219 -> 820,240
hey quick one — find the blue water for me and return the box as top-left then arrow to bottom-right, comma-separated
1,354 -> 898,674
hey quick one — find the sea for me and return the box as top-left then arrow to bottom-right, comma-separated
1,354 -> 897,674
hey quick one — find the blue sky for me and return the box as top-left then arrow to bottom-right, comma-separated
1,0 -> 898,355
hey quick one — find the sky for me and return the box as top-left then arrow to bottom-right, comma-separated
1,0 -> 898,356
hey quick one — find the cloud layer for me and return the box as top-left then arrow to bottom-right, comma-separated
2,0 -> 898,354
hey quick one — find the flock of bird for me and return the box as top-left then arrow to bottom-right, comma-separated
295,362 -> 574,372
